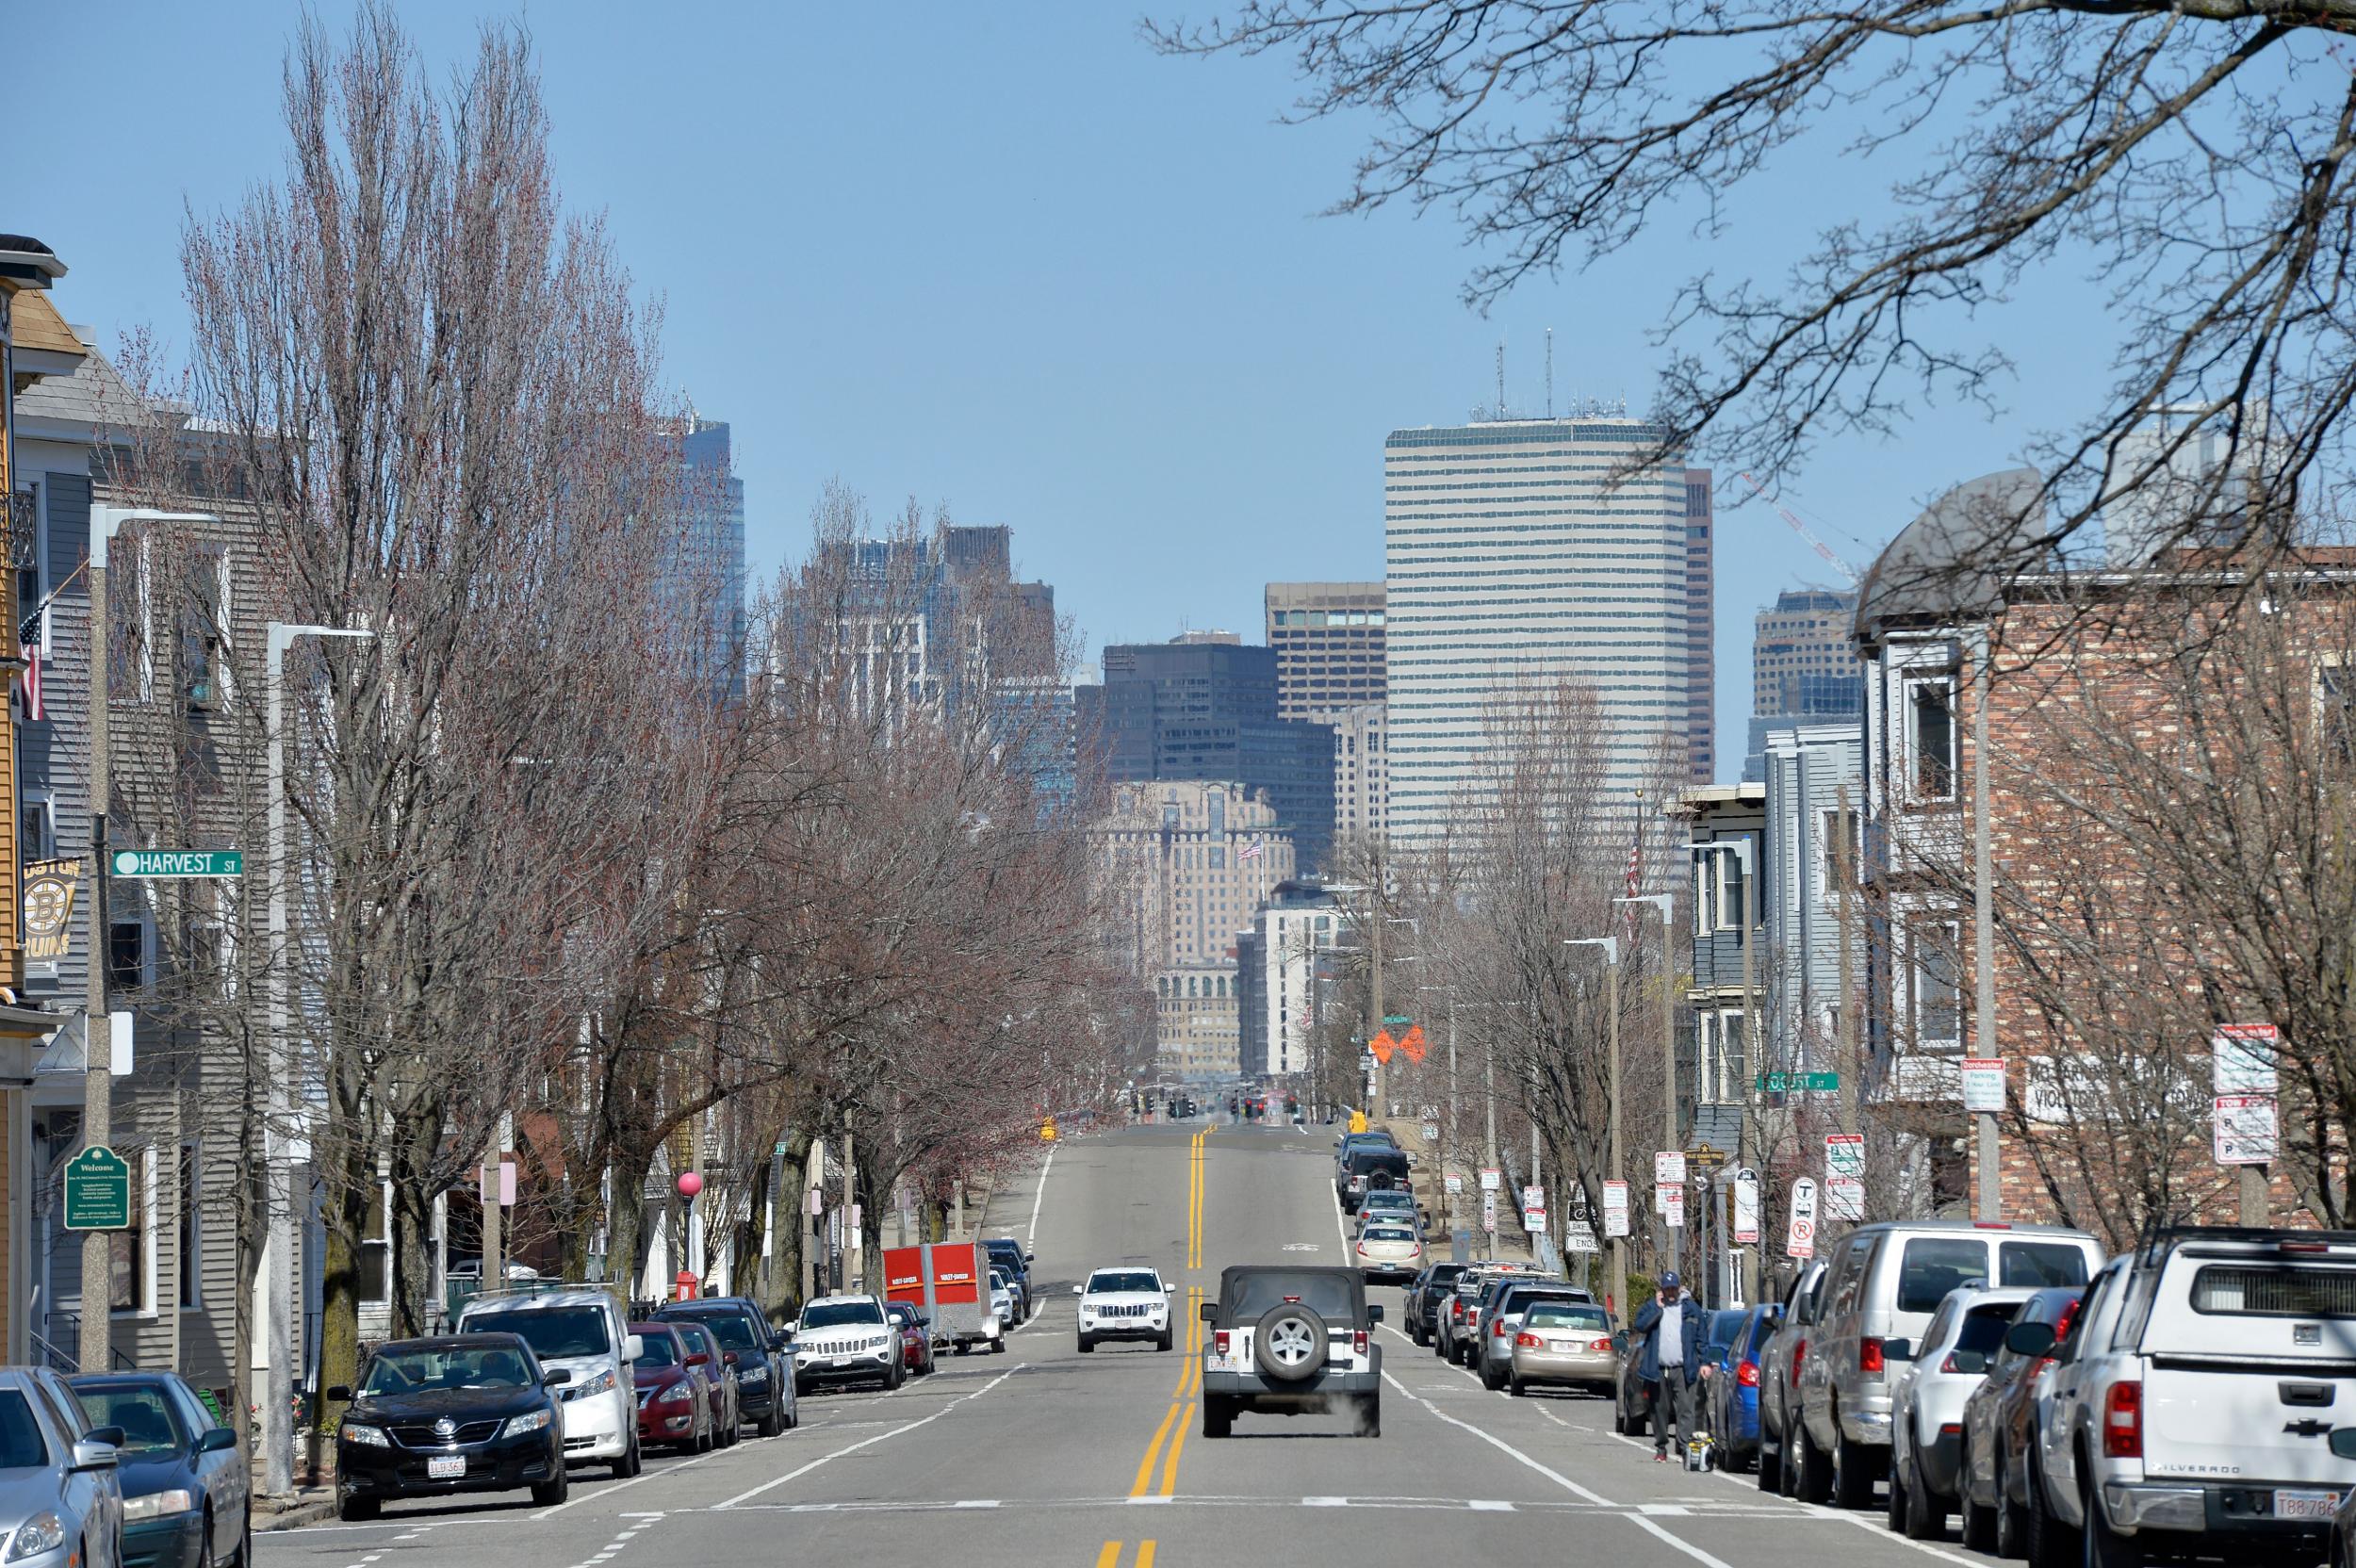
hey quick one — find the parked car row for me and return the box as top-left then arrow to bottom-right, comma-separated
1726,1219 -> 2356,1568
0,1364 -> 250,1568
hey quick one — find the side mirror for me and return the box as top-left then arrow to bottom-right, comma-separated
1884,1338 -> 1915,1363
543,1367 -> 572,1386
1946,1349 -> 1988,1376
325,1386 -> 353,1403
1072,1284 -> 1085,1296
1199,1300 -> 1217,1323
1024,1251 -> 1036,1264
769,1332 -> 790,1352
2331,1429 -> 2356,1462
686,1352 -> 711,1367
1367,1305 -> 1384,1324
197,1427 -> 237,1455
723,1351 -> 741,1367
71,1435 -> 120,1472
624,1333 -> 646,1363
2004,1321 -> 2058,1359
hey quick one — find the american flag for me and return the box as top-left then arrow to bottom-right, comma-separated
1238,834 -> 1265,863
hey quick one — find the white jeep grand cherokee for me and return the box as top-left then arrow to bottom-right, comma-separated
1075,1267 -> 1173,1352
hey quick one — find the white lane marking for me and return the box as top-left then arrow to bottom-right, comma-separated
1381,1369 -> 1614,1504
954,1499 -> 1000,1509
531,1446 -> 724,1520
1469,1498 -> 1516,1511
1027,1146 -> 1056,1245
1628,1511 -> 1742,1568
712,1364 -> 1023,1510
1304,1496 -> 1350,1507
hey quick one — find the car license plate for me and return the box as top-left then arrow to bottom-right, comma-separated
2278,1490 -> 2340,1519
427,1454 -> 466,1480
829,1355 -> 857,1368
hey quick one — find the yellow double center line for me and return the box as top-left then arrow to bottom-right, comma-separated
1129,1124 -> 1213,1499
1094,1542 -> 1156,1567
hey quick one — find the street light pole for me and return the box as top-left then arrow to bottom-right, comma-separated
1618,892 -> 1679,1274
80,508 -> 217,1377
1566,938 -> 1622,1325
264,621 -> 375,1496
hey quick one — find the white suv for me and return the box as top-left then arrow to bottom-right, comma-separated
457,1287 -> 644,1477
1075,1267 -> 1172,1352
792,1295 -> 902,1394
2026,1228 -> 2356,1568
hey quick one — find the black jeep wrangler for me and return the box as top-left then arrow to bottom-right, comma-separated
1198,1265 -> 1382,1438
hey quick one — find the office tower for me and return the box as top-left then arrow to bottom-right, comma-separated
1685,470 -> 1715,783
673,415 -> 748,700
1075,637 -> 1337,870
1330,702 -> 1387,843
1090,781 -> 1298,1079
1383,415 -> 1695,844
2101,401 -> 2282,566
1742,589 -> 1864,780
1266,583 -> 1385,721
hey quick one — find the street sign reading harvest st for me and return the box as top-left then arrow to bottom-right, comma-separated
111,849 -> 243,879
63,1147 -> 132,1231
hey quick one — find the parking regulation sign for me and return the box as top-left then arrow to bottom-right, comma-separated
1654,1150 -> 1686,1186
2214,1095 -> 2278,1166
1733,1171 -> 1760,1244
1602,1180 -> 1629,1238
1785,1175 -> 1820,1259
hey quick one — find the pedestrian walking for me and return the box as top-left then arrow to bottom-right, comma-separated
1631,1271 -> 1709,1462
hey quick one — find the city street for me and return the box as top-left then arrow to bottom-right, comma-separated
259,1121 -> 1999,1568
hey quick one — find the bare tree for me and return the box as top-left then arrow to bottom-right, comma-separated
1153,2 -> 2343,586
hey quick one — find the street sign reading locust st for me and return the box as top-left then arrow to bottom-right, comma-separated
112,849 -> 243,879
63,1147 -> 132,1231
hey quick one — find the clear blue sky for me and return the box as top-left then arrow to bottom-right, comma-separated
16,2 -> 2110,780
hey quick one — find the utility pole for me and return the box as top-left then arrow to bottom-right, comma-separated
264,621 -> 374,1495
1567,938 -> 1622,1326
1969,653 -> 2003,1221
1366,901 -> 1385,1119
80,508 -> 216,1379
840,1132 -> 857,1292
1734,838 -> 1760,1308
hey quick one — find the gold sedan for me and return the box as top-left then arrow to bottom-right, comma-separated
1508,1300 -> 1619,1397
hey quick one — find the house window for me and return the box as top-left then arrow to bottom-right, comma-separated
1717,845 -> 1747,933
18,795 -> 53,865
359,1184 -> 391,1305
178,544 -> 228,710
108,1145 -> 154,1314
177,1142 -> 202,1310
1818,808 -> 1860,895
1702,1008 -> 1748,1103
1910,920 -> 1962,1049
1910,678 -> 1957,800
108,920 -> 149,994
2321,659 -> 2356,765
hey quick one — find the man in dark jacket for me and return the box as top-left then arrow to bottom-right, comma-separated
1632,1271 -> 1709,1462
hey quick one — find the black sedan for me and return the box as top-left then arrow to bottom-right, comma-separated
68,1372 -> 249,1568
329,1333 -> 570,1520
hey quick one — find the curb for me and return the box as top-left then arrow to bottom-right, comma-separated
255,1496 -> 338,1533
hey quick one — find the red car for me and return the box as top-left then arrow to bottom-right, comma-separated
669,1320 -> 742,1444
886,1300 -> 935,1379
629,1322 -> 714,1452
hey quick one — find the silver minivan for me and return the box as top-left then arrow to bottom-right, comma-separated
1794,1219 -> 2101,1509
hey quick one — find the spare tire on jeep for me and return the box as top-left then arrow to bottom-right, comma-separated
1253,1302 -> 1328,1382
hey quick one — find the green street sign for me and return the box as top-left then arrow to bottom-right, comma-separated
111,849 -> 243,879
1756,1071 -> 1840,1093
63,1147 -> 131,1231
1383,1015 -> 1413,1027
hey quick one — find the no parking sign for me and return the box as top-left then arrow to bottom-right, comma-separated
1785,1176 -> 1820,1259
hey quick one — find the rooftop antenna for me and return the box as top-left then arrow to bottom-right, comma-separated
1546,329 -> 1554,419
1496,339 -> 1506,420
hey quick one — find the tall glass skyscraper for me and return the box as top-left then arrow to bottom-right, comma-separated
1383,416 -> 1699,844
673,415 -> 748,701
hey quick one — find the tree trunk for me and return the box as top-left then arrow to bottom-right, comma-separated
314,1174 -> 368,1441
386,1113 -> 439,1338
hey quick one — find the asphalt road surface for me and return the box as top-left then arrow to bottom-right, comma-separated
258,1119 -> 2013,1567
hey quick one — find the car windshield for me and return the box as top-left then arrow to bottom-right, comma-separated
1525,1303 -> 1610,1332
633,1333 -> 679,1367
1365,1227 -> 1415,1242
1898,1238 -> 1991,1314
0,1393 -> 47,1469
74,1385 -> 186,1454
1227,1273 -> 1359,1320
363,1345 -> 533,1395
1089,1272 -> 1163,1294
466,1307 -> 610,1360
1706,1308 -> 1750,1350
675,1326 -> 717,1359
801,1300 -> 886,1330
671,1311 -> 760,1352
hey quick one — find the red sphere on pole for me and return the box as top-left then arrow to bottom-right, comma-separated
677,1170 -> 703,1200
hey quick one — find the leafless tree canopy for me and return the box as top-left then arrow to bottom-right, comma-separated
1154,2 -> 2348,580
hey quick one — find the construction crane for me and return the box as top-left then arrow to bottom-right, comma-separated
1736,470 -> 1860,585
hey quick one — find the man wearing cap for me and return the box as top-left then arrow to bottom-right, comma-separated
1632,1271 -> 1708,1462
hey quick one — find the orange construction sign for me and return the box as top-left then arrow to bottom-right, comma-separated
1399,1024 -> 1428,1065
1368,1029 -> 1398,1064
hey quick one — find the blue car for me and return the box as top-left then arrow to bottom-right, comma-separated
1702,1303 -> 1781,1471
69,1373 -> 249,1568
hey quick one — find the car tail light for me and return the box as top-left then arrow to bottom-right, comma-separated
1939,1423 -> 1962,1437
1517,1331 -> 1544,1349
1972,1221 -> 2013,1230
1737,1360 -> 1760,1387
1356,1241 -> 1368,1254
1214,1331 -> 1230,1357
1493,1319 -> 1509,1337
1792,1339 -> 1807,1379
1860,1338 -> 1885,1376
2103,1381 -> 2142,1459
1352,1330 -> 1368,1357
1591,1338 -> 1615,1353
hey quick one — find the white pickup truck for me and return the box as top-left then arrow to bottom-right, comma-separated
2022,1227 -> 2356,1568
